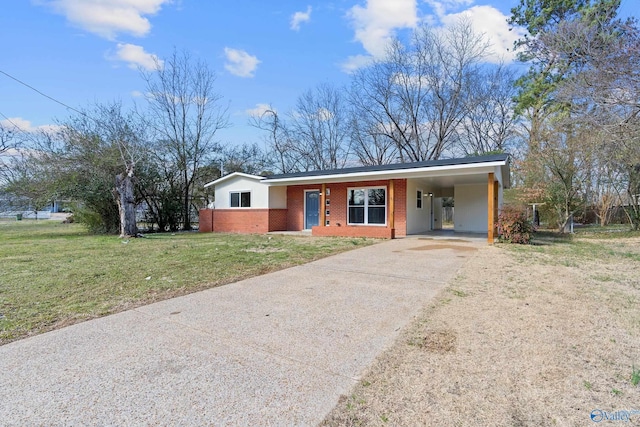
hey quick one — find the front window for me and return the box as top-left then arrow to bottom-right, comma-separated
230,191 -> 251,208
348,187 -> 386,225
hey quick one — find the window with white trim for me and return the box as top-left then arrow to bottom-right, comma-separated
417,190 -> 423,209
348,187 -> 386,225
230,191 -> 251,208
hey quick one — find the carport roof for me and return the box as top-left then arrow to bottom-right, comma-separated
262,153 -> 510,187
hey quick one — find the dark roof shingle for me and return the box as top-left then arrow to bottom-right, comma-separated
263,153 -> 509,180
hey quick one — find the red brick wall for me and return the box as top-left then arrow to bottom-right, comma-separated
268,209 -> 288,231
200,208 -> 288,234
199,209 -> 214,232
212,209 -> 271,233
312,179 -> 407,238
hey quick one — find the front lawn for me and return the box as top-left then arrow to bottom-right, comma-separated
323,229 -> 640,426
0,219 -> 374,344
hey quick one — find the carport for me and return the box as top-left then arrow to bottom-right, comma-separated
404,159 -> 509,242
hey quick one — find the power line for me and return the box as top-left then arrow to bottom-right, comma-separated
0,68 -> 170,155
0,69 -> 134,155
0,111 -> 26,133
0,69 -> 162,166
0,69 -> 94,122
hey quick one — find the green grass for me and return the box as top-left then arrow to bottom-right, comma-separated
504,226 -> 640,266
0,219 -> 375,344
632,366 -> 640,387
574,224 -> 640,240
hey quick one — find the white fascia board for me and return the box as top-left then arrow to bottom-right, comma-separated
204,172 -> 265,188
263,161 -> 507,185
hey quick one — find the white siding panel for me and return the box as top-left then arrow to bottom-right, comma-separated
406,179 -> 431,234
215,176 -> 270,209
454,183 -> 487,233
268,186 -> 287,209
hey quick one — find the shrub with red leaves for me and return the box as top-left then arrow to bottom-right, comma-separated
496,205 -> 535,244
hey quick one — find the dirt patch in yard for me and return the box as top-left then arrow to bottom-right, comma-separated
323,236 -> 640,426
421,329 -> 457,353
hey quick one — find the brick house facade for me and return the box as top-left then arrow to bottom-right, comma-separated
200,154 -> 510,243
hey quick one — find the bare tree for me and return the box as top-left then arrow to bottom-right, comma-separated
0,121 -> 26,183
220,142 -> 269,175
545,13 -> 640,228
58,103 -> 146,236
541,123 -> 595,231
350,108 -> 399,165
349,41 -> 427,163
418,18 -> 491,158
250,107 -> 304,174
0,122 -> 18,155
350,18 -> 490,163
1,103 -> 146,234
460,64 -> 519,155
142,49 -> 229,230
349,57 -> 407,164
251,84 -> 352,173
288,83 -> 352,170
1,149 -> 53,216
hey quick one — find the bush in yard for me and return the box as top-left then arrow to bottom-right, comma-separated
496,205 -> 535,244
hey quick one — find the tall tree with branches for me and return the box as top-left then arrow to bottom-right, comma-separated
58,103 -> 146,236
460,64 -> 519,155
250,107 -> 303,174
288,83 -> 352,170
508,0 -> 629,229
350,18 -> 490,162
550,13 -> 640,228
142,49 -> 229,230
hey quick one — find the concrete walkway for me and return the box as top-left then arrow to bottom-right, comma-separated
0,236 -> 481,426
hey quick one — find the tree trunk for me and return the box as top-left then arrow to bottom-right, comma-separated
115,165 -> 138,238
182,169 -> 191,231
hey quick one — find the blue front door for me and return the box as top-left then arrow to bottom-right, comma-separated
305,191 -> 320,229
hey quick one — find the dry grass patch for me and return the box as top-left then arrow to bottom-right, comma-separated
323,233 -> 640,426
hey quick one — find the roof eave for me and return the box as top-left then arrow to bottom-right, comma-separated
203,172 -> 265,188
263,160 -> 508,185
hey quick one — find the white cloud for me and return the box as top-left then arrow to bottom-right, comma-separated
316,107 -> 334,121
131,90 -> 144,97
424,0 -> 474,18
0,117 -> 60,134
224,48 -> 261,78
343,1 -> 525,70
290,6 -> 312,31
1,117 -> 34,132
347,0 -> 418,58
44,0 -> 171,39
245,103 -> 275,118
440,5 -> 525,63
112,43 -> 162,70
340,54 -> 374,74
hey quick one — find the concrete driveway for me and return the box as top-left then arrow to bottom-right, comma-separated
0,236 -> 481,426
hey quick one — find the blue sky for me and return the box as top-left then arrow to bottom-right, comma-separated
1,0 -> 636,147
